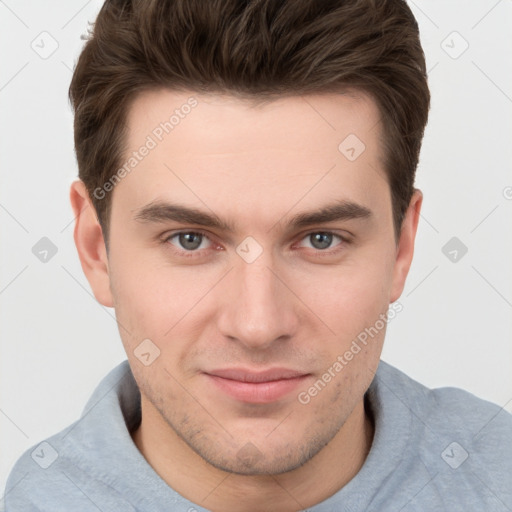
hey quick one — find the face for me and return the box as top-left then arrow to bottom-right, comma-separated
94,89 -> 413,475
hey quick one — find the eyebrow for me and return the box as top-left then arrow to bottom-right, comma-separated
133,199 -> 373,232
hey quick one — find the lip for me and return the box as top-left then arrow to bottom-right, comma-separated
205,368 -> 310,403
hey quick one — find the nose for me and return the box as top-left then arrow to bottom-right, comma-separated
217,248 -> 299,351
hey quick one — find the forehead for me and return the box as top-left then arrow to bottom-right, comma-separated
126,88 -> 382,152
112,89 -> 389,229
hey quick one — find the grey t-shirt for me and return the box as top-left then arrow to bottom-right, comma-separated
3,359 -> 512,511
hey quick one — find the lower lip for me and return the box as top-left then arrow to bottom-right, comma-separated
206,374 -> 310,403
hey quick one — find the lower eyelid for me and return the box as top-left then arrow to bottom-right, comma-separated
164,230 -> 347,254
295,232 -> 345,249
166,231 -> 214,250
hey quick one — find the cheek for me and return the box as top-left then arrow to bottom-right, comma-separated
110,229 -> 395,347
108,249 -> 166,341
301,257 -> 393,339
109,248 -> 220,345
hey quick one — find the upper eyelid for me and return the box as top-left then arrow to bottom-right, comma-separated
164,230 -> 215,244
164,229 -> 348,249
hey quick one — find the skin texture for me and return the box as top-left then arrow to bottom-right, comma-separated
70,89 -> 422,512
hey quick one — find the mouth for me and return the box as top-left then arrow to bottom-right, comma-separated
204,368 -> 311,404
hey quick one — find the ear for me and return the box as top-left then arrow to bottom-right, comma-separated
69,180 -> 114,307
389,189 -> 423,303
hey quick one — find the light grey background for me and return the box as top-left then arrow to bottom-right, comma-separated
1,0 -> 511,496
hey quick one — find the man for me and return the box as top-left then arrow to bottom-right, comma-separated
3,0 -> 511,510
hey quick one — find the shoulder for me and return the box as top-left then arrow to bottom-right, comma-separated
2,361 -> 137,511
377,359 -> 512,438
375,360 -> 512,509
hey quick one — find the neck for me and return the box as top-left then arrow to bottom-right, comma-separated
131,397 -> 374,512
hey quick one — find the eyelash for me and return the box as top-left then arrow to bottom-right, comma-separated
161,230 -> 351,259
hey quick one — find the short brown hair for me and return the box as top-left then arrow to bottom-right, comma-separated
69,0 -> 430,244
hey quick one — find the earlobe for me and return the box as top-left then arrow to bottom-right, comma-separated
389,189 -> 423,303
69,180 -> 114,307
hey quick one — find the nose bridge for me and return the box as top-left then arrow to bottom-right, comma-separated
218,245 -> 297,349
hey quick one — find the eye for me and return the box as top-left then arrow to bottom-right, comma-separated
161,229 -> 349,259
296,231 -> 346,252
165,231 -> 213,253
